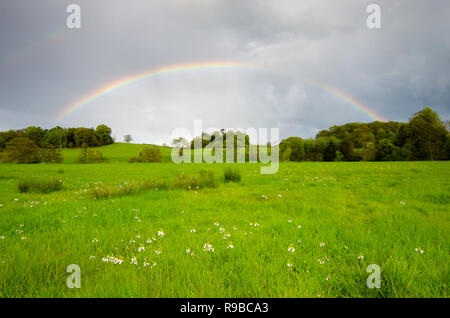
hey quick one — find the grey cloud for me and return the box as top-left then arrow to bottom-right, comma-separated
0,0 -> 449,144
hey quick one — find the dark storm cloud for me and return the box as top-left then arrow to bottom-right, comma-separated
0,0 -> 449,143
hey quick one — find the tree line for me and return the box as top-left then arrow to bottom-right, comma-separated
279,107 -> 449,162
0,125 -> 114,164
172,107 -> 449,162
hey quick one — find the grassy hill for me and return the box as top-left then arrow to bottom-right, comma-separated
60,142 -> 173,163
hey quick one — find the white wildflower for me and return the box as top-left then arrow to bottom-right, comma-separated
203,243 -> 214,252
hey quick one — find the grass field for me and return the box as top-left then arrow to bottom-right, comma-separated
0,143 -> 448,297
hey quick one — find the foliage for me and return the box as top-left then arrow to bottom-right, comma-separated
138,146 -> 162,163
0,124 -> 114,151
279,107 -> 449,162
18,177 -> 63,193
40,144 -> 63,163
77,144 -> 106,163
2,137 -> 40,164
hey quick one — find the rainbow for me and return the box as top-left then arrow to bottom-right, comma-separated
306,77 -> 388,122
55,61 -> 388,122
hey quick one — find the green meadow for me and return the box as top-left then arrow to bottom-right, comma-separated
0,143 -> 448,297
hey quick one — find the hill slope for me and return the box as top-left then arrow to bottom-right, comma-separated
60,143 -> 173,163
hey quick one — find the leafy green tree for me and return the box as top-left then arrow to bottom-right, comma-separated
279,137 -> 305,161
303,139 -> 317,161
376,139 -> 396,161
3,137 -> 40,163
407,107 -> 447,160
74,128 -> 94,147
40,143 -> 63,163
44,127 -> 66,148
24,126 -> 46,147
323,138 -> 339,161
339,140 -> 355,161
95,125 -> 113,145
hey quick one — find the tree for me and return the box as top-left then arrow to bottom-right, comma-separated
279,137 -> 305,161
124,134 -> 133,143
24,126 -> 46,147
3,137 -> 40,164
40,143 -> 63,163
77,143 -> 105,163
376,139 -> 396,161
95,125 -> 113,145
74,128 -> 93,147
323,138 -> 339,162
43,127 -> 66,148
407,107 -> 447,160
339,140 -> 355,161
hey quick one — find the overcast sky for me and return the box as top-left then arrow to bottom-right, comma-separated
0,0 -> 449,144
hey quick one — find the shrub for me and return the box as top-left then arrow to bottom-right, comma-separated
139,146 -> 162,163
224,167 -> 241,182
77,144 -> 106,163
18,177 -> 63,193
87,150 -> 105,163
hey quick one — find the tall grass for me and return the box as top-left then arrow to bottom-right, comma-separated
18,177 -> 63,193
172,170 -> 216,189
1,160 -> 448,298
224,166 -> 241,182
88,170 -> 216,199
